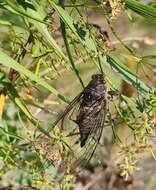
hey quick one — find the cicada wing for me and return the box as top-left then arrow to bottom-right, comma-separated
47,92 -> 83,132
34,92 -> 84,171
69,99 -> 107,170
135,61 -> 156,90
35,94 -> 106,173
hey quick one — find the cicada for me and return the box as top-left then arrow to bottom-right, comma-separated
38,74 -> 107,170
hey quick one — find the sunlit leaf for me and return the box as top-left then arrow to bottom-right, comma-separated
0,51 -> 68,103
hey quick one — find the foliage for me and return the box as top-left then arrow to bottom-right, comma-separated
0,0 -> 156,189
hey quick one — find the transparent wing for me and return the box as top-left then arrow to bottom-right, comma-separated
34,93 -> 84,171
35,94 -> 106,173
67,99 -> 107,170
135,61 -> 156,90
47,92 -> 83,132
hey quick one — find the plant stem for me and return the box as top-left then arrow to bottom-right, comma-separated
58,0 -> 85,89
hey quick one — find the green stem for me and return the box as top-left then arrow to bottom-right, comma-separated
106,18 -> 134,54
97,55 -> 104,75
58,0 -> 85,89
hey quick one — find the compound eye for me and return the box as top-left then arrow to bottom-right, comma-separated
91,74 -> 96,79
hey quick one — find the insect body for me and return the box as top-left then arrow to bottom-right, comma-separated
75,74 -> 106,147
40,74 -> 107,168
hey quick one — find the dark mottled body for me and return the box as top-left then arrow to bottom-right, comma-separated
75,74 -> 106,147
39,74 -> 107,169
51,74 -> 106,151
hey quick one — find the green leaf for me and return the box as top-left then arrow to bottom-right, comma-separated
4,0 -> 47,24
0,126 -> 24,140
124,0 -> 156,24
0,19 -> 12,25
107,54 -> 151,95
0,51 -> 68,103
4,0 -> 67,60
0,73 -> 33,120
26,2 -> 67,60
49,0 -> 97,52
